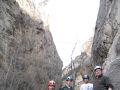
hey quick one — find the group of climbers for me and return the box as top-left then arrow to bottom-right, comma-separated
47,65 -> 113,90
80,65 -> 113,90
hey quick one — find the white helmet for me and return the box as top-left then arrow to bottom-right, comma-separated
94,66 -> 102,71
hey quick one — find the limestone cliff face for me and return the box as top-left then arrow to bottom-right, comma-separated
92,0 -> 118,65
0,0 -> 62,90
92,0 -> 120,90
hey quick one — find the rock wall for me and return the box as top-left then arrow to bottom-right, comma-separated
92,0 -> 120,90
0,0 -> 62,90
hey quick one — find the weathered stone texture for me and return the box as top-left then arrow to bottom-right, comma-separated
92,0 -> 119,66
0,0 -> 62,90
92,0 -> 120,90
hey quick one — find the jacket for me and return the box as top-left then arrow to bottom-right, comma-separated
59,85 -> 74,90
93,75 -> 113,90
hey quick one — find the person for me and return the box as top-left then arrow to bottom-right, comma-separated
80,74 -> 93,90
93,65 -> 113,90
60,76 -> 74,90
47,80 -> 56,90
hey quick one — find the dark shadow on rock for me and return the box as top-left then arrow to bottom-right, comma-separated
0,0 -> 63,90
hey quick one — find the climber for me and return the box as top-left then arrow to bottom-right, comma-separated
93,65 -> 113,90
59,76 -> 74,90
80,74 -> 93,90
47,80 -> 56,90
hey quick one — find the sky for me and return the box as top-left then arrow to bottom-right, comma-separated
47,0 -> 100,68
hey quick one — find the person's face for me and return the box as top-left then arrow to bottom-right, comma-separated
95,69 -> 102,77
84,79 -> 89,83
48,85 -> 55,90
66,80 -> 73,86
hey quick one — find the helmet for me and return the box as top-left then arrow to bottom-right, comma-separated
48,80 -> 55,87
82,75 -> 89,80
94,66 -> 102,71
66,76 -> 73,81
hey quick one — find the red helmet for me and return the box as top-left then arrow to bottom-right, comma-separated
48,80 -> 55,87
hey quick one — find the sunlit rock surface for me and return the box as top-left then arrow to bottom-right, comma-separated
92,0 -> 120,90
0,0 -> 62,90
